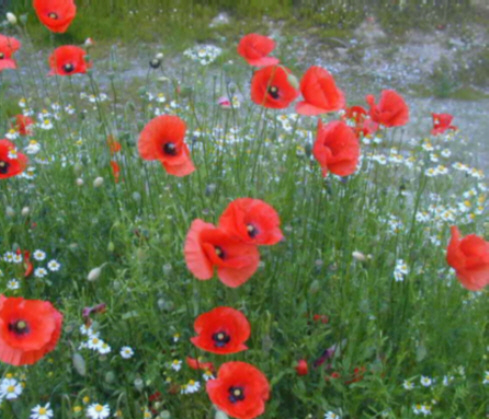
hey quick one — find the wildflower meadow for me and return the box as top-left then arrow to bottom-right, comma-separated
0,1 -> 488,418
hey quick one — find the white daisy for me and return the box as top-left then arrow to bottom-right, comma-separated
86,403 -> 110,419
12,253 -> 23,263
0,378 -> 23,400
47,260 -> 61,271
120,346 -> 134,359
34,267 -> 48,278
30,403 -> 54,419
7,279 -> 20,290
33,250 -> 46,261
483,371 -> 489,385
170,359 -> 182,371
324,412 -> 341,419
403,380 -> 414,390
202,370 -> 215,381
98,342 -> 111,355
87,336 -> 104,351
3,251 -> 14,262
420,376 -> 432,387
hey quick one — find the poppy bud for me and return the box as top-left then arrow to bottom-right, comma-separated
72,352 -> 86,376
309,279 -> 320,294
105,371 -> 116,383
6,12 -> 17,25
149,58 -> 161,69
295,359 -> 309,376
19,14 -> 28,24
352,250 -> 367,261
162,263 -> 172,275
21,206 -> 30,216
6,206 -> 15,217
107,241 -> 115,252
215,411 -> 229,419
156,52 -> 164,60
76,178 -> 84,186
134,377 -> 144,391
286,72 -> 299,90
87,266 -> 103,281
93,177 -> 104,188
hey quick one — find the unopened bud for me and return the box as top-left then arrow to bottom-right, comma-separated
134,377 -> 144,391
155,52 -> 164,60
76,178 -> 84,186
6,12 -> 17,25
87,266 -> 103,281
287,72 -> 299,90
84,37 -> 94,47
93,177 -> 104,188
352,250 -> 367,262
160,411 -> 171,419
215,411 -> 229,419
21,207 -> 30,216
6,206 -> 15,217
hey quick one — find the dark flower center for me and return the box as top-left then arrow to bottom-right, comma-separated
228,386 -> 245,403
0,53 -> 4,59
163,142 -> 177,156
214,246 -> 225,259
63,63 -> 75,73
212,330 -> 231,347
48,12 -> 59,19
0,160 -> 10,174
267,86 -> 279,99
246,224 -> 258,238
8,320 -> 30,336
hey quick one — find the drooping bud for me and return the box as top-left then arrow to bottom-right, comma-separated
21,207 -> 30,216
6,12 -> 17,25
87,266 -> 103,281
93,177 -> 104,188
352,250 -> 367,262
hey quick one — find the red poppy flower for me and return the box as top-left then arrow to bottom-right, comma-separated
191,306 -> 251,355
296,66 -> 345,115
0,295 -> 63,366
446,226 -> 489,291
48,45 -> 91,76
186,356 -> 215,372
295,359 -> 308,376
312,120 -> 360,177
237,33 -> 279,67
33,0 -> 76,33
206,361 -> 270,419
343,105 -> 367,124
0,139 -> 28,179
431,113 -> 457,136
13,115 -> 34,136
23,250 -> 33,278
0,35 -> 21,72
107,135 -> 122,154
219,198 -> 283,246
365,89 -> 409,127
110,160 -> 120,183
184,220 -> 260,288
251,65 -> 299,109
138,115 -> 195,177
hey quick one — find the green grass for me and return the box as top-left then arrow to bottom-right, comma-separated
0,5 -> 488,419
